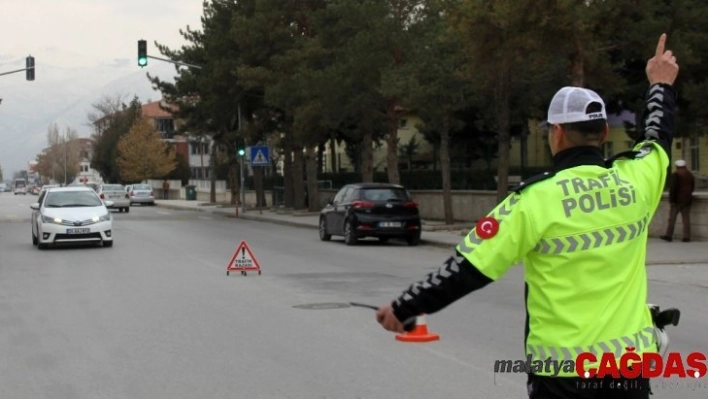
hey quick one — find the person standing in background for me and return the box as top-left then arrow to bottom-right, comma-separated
162,179 -> 170,200
661,159 -> 695,242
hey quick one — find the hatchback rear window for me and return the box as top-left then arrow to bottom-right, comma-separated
133,184 -> 151,190
361,188 -> 410,202
104,185 -> 124,191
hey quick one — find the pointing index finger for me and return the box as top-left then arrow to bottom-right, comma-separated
655,33 -> 667,57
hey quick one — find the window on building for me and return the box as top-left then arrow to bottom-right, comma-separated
191,143 -> 209,155
690,138 -> 699,171
155,118 -> 175,135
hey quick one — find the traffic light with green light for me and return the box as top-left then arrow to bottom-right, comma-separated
26,56 -> 35,81
138,40 -> 148,67
237,138 -> 246,157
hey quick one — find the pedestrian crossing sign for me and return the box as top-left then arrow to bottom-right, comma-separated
226,240 -> 262,276
249,146 -> 270,166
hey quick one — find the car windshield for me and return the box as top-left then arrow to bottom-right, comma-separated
16,182 -> 26,187
361,188 -> 410,202
104,185 -> 124,191
133,184 -> 151,190
45,191 -> 103,208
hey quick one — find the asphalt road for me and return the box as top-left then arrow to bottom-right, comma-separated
0,192 -> 706,398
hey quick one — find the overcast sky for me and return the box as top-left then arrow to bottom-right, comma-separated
1,0 -> 204,68
0,1 -> 206,176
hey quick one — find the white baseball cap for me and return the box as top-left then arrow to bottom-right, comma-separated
546,87 -> 607,125
675,160 -> 686,167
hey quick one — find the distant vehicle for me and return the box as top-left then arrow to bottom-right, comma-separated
13,179 -> 27,195
30,186 -> 114,249
319,183 -> 421,246
37,184 -> 60,198
0,183 -> 7,192
126,184 -> 155,206
96,184 -> 130,212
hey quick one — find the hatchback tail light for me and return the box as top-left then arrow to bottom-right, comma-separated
150,191 -> 154,196
130,191 -> 135,197
125,193 -> 130,199
100,193 -> 105,199
352,200 -> 375,209
404,201 -> 418,208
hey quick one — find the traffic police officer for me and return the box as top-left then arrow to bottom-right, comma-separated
376,34 -> 679,399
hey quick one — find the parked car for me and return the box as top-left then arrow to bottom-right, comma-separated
126,184 -> 155,205
30,186 -> 114,249
319,183 -> 421,246
0,183 -> 7,192
97,184 -> 130,212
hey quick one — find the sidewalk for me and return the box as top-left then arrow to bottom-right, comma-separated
155,200 -> 708,265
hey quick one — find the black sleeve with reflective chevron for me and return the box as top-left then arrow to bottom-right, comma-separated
390,249 -> 493,323
635,83 -> 676,155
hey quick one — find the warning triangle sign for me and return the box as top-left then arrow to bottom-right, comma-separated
253,150 -> 267,165
226,240 -> 262,275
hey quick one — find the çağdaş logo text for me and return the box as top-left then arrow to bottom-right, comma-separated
494,349 -> 707,379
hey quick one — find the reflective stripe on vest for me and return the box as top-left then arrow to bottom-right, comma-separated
526,326 -> 656,363
533,215 -> 649,254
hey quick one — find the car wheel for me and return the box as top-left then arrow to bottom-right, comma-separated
319,217 -> 331,241
344,220 -> 357,246
406,235 -> 421,246
125,207 -> 130,213
103,240 -> 113,248
32,231 -> 38,246
38,242 -> 47,250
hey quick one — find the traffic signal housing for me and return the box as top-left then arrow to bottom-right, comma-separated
26,56 -> 35,81
237,138 -> 246,157
138,40 -> 148,67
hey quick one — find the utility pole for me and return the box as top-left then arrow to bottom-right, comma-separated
238,103 -> 246,215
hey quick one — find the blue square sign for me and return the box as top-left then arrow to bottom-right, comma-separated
249,146 -> 270,166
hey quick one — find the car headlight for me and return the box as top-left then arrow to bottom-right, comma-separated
92,213 -> 111,222
41,215 -> 62,224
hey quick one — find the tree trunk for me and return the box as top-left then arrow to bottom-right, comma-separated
495,65 -> 512,203
283,133 -> 294,208
329,138 -> 337,173
386,104 -> 400,184
571,35 -> 584,87
305,146 -> 319,212
316,142 -> 325,175
440,114 -> 454,224
210,141 -> 217,203
360,130 -> 374,183
292,145 -> 306,210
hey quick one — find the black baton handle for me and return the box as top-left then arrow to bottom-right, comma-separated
349,302 -> 417,332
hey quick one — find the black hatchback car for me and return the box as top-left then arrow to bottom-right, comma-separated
319,183 -> 421,246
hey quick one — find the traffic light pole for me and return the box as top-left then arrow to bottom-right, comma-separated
240,156 -> 246,216
0,67 -> 30,77
145,55 -> 203,70
238,103 -> 246,216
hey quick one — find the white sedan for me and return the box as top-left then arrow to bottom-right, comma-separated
30,186 -> 114,249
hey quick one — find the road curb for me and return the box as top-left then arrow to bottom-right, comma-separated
156,203 -> 708,262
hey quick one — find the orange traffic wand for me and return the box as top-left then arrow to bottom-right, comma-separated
395,315 -> 440,342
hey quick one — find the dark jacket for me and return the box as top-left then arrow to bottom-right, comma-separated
669,167 -> 695,204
